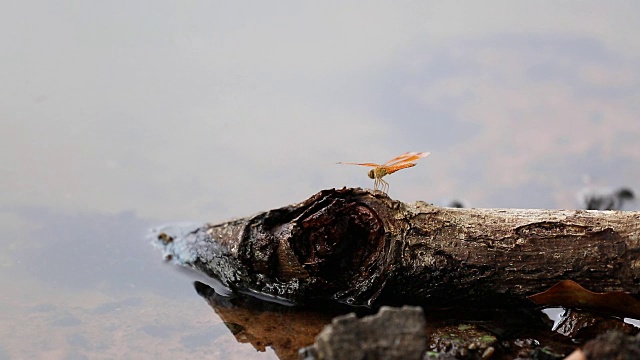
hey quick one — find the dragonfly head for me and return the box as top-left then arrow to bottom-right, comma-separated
367,169 -> 375,179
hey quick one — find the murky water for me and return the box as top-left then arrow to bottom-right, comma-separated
0,208 -> 279,359
3,2 -> 640,359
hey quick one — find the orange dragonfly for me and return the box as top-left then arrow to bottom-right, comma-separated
338,151 -> 430,194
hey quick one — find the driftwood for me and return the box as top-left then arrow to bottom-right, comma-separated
154,188 -> 640,307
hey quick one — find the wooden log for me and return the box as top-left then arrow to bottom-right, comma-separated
153,188 -> 640,307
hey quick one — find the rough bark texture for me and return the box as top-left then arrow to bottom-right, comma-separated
153,187 -> 640,307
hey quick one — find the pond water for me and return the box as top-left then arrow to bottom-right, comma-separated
0,208 -> 280,359
3,2 -> 640,359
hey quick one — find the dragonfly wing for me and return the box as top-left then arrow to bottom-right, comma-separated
337,162 -> 380,167
386,152 -> 430,166
382,152 -> 416,166
385,162 -> 417,175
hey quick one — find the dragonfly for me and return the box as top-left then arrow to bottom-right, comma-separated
338,151 -> 430,194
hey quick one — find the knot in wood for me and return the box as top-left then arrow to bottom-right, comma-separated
290,197 -> 386,296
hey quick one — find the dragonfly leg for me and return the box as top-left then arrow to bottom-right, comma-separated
380,178 -> 389,194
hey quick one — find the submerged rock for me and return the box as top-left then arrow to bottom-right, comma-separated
300,306 -> 427,360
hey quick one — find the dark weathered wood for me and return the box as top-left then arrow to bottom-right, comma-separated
153,188 -> 640,306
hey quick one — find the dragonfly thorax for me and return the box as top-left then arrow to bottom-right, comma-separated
368,167 -> 387,179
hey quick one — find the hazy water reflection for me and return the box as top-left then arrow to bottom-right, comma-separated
0,207 -> 277,359
2,1 -> 640,358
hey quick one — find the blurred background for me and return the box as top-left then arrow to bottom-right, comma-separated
1,1 -> 639,358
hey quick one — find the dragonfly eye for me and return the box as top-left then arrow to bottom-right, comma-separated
367,169 -> 375,179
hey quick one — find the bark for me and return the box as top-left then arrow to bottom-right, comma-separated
153,187 -> 640,307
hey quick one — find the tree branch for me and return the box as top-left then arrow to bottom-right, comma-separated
153,188 -> 640,307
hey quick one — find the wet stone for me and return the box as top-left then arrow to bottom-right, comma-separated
301,306 -> 427,360
582,331 -> 640,360
554,309 -> 639,341
428,324 -> 498,360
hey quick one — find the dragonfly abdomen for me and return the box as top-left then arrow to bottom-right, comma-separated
385,162 -> 416,176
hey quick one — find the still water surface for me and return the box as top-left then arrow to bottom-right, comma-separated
3,2 -> 640,359
0,208 -> 278,359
